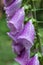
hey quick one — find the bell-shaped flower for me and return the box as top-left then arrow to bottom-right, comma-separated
4,0 -> 15,7
7,7 -> 25,33
15,54 -> 39,65
12,41 -> 25,55
17,20 -> 35,50
7,8 -> 25,41
26,54 -> 39,65
15,48 -> 30,65
4,0 -> 22,18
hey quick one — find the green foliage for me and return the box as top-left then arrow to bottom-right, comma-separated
0,15 -> 16,65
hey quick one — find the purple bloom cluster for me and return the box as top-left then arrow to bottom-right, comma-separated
4,0 -> 39,65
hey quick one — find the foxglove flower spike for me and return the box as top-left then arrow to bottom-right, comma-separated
4,0 -> 22,19
17,20 -> 35,50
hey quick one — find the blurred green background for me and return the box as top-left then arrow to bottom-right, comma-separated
0,0 -> 43,65
0,15 -> 17,65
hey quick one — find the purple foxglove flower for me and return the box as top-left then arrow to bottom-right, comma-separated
15,48 -> 30,65
26,54 -> 39,65
15,54 -> 39,65
7,7 -> 25,41
7,30 -> 22,42
12,41 -> 24,55
17,20 -> 35,50
7,7 -> 25,33
4,0 -> 39,65
8,31 -> 30,56
4,0 -> 15,7
4,0 -> 22,18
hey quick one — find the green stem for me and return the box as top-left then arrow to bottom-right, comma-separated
32,0 -> 42,53
35,22 -> 42,53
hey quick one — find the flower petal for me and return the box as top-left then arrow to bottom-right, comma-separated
7,7 -> 25,33
4,0 -> 15,7
4,0 -> 22,18
7,32 -> 17,41
17,20 -> 35,49
12,41 -> 24,55
27,54 -> 39,65
15,48 -> 30,65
